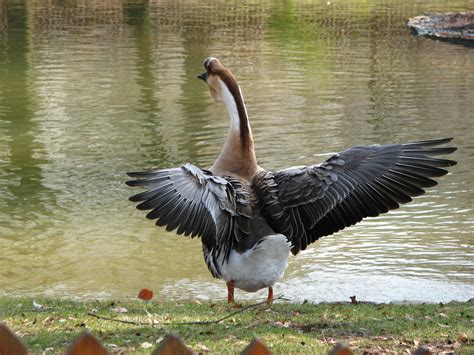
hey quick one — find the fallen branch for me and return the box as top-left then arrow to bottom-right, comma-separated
87,295 -> 287,327
87,312 -> 150,326
178,295 -> 287,325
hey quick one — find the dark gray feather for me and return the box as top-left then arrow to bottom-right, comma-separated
254,138 -> 457,254
126,164 -> 248,262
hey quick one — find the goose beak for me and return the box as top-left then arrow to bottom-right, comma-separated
198,72 -> 208,81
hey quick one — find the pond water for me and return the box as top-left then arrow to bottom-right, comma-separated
0,0 -> 473,303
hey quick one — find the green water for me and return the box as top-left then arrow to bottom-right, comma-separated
0,0 -> 473,302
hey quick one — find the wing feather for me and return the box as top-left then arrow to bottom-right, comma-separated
255,138 -> 457,254
126,164 -> 242,254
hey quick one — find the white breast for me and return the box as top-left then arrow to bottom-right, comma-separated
220,234 -> 291,292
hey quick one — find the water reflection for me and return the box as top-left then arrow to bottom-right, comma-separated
0,0 -> 472,303
125,5 -> 172,168
0,4 -> 58,234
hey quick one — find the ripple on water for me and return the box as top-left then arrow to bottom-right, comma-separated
0,0 -> 472,302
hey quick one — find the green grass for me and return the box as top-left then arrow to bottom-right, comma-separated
1,297 -> 472,353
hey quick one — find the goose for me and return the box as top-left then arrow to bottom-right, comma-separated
126,57 -> 457,304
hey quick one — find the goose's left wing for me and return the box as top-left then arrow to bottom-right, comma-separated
126,163 -> 242,256
254,138 -> 457,254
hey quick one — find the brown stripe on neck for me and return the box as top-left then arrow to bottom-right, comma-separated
217,71 -> 251,150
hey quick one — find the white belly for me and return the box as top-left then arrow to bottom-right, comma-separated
220,234 -> 291,292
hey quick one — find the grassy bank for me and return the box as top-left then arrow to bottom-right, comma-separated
0,297 -> 472,353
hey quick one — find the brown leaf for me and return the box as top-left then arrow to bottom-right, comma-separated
138,288 -> 153,300
458,332 -> 469,343
43,315 -> 54,324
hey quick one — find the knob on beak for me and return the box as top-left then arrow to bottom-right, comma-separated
198,72 -> 208,81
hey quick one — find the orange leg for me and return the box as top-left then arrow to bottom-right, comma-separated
266,286 -> 273,304
226,281 -> 235,303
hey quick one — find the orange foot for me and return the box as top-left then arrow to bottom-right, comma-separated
226,281 -> 235,303
266,286 -> 273,304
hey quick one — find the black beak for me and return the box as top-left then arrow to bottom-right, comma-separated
197,72 -> 208,81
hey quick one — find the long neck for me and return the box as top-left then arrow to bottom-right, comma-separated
211,81 -> 258,181
224,83 -> 251,149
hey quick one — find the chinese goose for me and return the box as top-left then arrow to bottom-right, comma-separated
127,57 -> 457,303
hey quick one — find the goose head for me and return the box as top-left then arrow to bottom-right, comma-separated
198,57 -> 239,103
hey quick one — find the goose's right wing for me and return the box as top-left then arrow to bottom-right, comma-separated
126,163 -> 241,256
255,138 -> 457,254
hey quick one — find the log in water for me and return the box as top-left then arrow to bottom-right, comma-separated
407,12 -> 474,43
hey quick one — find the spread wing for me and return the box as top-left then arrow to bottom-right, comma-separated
126,163 -> 246,258
255,138 -> 457,254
